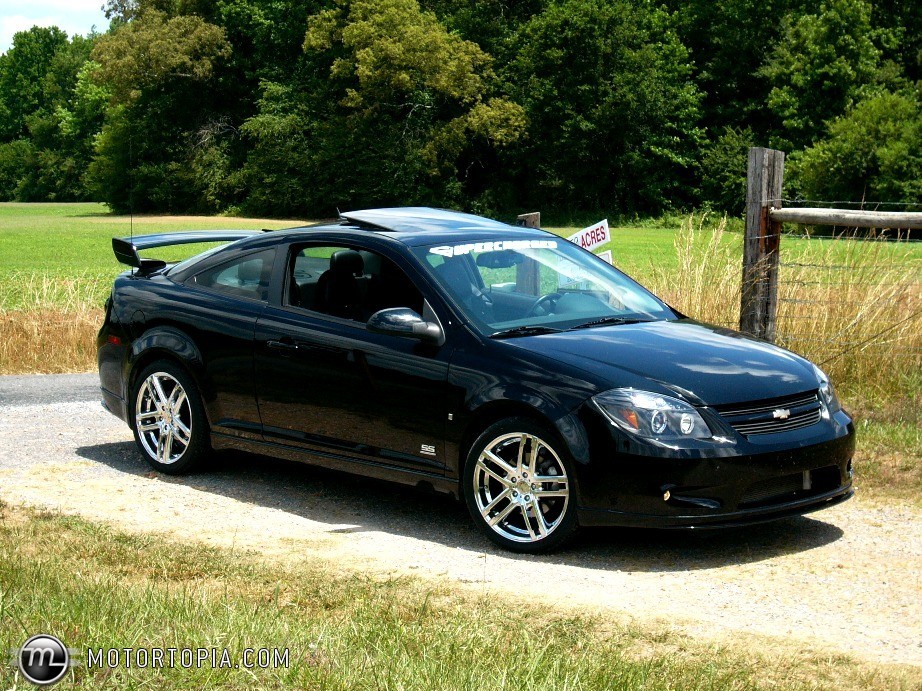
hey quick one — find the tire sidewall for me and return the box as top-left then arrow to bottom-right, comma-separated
463,416 -> 578,553
130,359 -> 208,474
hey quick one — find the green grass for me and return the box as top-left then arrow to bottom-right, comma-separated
0,203 -> 307,310
1,203 -> 918,309
850,403 -> 922,504
0,504 -> 916,690
544,217 -> 922,283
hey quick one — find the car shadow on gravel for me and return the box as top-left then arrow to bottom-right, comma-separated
76,441 -> 844,572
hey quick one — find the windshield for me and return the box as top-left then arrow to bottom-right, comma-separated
414,237 -> 676,335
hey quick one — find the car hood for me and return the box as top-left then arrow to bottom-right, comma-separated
502,319 -> 818,406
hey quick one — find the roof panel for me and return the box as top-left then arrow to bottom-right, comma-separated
340,207 -> 514,234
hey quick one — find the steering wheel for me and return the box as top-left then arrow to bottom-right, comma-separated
525,292 -> 562,318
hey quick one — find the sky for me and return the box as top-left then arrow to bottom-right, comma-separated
1,0 -> 109,54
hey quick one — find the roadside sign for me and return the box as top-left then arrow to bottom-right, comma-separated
567,219 -> 609,253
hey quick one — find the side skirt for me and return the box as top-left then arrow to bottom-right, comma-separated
211,431 -> 460,498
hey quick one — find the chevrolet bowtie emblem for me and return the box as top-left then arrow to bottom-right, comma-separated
773,408 -> 791,420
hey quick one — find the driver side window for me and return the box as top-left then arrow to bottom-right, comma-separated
286,245 -> 424,322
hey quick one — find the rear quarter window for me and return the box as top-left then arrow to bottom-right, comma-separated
191,249 -> 275,301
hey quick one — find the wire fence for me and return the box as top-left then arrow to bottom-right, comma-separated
765,205 -> 922,396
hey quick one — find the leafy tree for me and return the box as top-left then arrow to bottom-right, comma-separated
0,30 -> 101,200
421,0 -> 547,65
505,0 -> 702,214
0,140 -> 32,199
5,0 -> 920,213
794,90 -> 922,203
872,0 -> 922,84
665,0 -> 806,141
92,9 -> 230,103
699,127 -> 755,214
88,9 -> 232,211
241,0 -> 525,216
760,0 -> 883,150
239,81 -> 317,216
0,27 -> 70,140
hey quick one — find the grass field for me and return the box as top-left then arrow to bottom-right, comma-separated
0,203 -> 306,311
1,202 -> 919,500
0,503 -> 917,690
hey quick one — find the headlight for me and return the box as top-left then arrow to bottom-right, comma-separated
591,388 -> 712,441
813,364 -> 841,414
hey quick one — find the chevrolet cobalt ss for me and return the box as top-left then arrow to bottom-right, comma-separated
98,207 -> 854,552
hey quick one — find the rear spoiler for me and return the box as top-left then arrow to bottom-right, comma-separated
112,230 -> 264,274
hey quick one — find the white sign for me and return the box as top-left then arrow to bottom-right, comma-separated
595,249 -> 613,265
567,219 -> 609,253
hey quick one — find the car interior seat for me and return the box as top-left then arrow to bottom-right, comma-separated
314,250 -> 365,319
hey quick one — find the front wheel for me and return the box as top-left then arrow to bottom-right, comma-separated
131,360 -> 208,474
463,417 -> 578,553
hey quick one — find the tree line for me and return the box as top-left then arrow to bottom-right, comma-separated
0,0 -> 919,218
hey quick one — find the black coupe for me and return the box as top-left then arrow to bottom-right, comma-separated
98,207 -> 854,552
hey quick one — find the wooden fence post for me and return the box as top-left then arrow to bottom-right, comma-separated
516,212 -> 541,294
516,212 -> 540,228
740,147 -> 785,341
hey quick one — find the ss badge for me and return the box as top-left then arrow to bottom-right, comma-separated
420,444 -> 436,456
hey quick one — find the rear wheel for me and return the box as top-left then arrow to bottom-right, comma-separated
463,417 -> 577,553
131,360 -> 208,474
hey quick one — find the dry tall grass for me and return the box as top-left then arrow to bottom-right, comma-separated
0,308 -> 102,374
647,215 -> 922,407
646,214 -> 742,330
0,272 -> 108,374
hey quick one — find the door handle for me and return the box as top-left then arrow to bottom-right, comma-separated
266,338 -> 299,352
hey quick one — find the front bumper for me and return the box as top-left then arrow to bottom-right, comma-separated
578,484 -> 853,528
575,407 -> 856,528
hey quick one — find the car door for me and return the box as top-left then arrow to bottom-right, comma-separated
254,240 -> 453,474
176,247 -> 276,440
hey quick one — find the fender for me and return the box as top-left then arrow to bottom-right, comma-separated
463,385 -> 592,466
447,341 -> 599,470
126,326 -> 211,405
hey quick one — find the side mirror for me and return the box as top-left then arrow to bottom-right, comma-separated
367,308 -> 445,346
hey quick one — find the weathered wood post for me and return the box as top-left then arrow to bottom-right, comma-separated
516,212 -> 540,228
516,212 -> 541,294
740,147 -> 785,341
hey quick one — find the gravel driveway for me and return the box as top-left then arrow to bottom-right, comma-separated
1,373 -> 919,667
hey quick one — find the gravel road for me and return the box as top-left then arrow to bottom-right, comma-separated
1,373 -> 919,667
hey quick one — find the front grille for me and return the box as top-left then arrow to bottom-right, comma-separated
739,466 -> 841,508
714,390 -> 822,437
740,473 -> 805,506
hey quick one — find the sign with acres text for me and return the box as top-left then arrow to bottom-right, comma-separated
567,219 -> 609,253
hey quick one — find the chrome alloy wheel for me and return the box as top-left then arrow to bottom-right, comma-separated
472,432 -> 570,544
134,371 -> 193,465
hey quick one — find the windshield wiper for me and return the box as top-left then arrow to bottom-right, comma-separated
568,316 -> 652,331
490,325 -> 563,339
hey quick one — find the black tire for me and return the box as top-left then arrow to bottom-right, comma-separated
463,417 -> 578,553
130,359 -> 209,474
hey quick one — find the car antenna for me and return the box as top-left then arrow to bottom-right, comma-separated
129,131 -> 135,275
